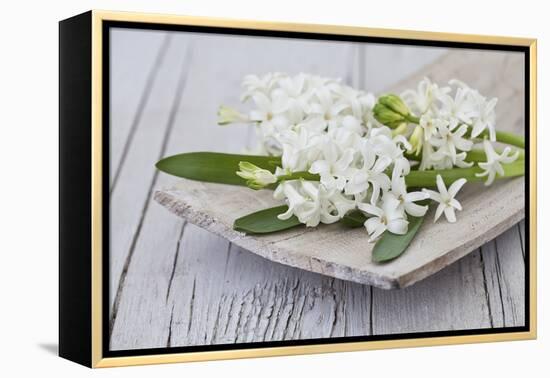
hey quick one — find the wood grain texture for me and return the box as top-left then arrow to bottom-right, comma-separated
108,31 -> 525,351
109,32 -> 191,314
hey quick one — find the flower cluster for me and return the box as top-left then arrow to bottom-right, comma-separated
221,73 -> 520,241
219,72 -> 377,156
400,78 -> 513,176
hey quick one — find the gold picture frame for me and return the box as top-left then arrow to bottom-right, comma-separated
59,9 -> 537,368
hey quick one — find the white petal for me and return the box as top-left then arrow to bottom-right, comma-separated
495,163 -> 505,177
486,170 -> 496,186
309,160 -> 330,175
249,110 -> 267,122
405,191 -> 429,202
454,136 -> 473,151
301,181 -> 319,198
405,202 -> 428,217
334,149 -> 355,172
424,189 -> 442,203
277,207 -> 294,220
331,103 -> 350,116
368,222 -> 387,241
373,155 -> 392,173
448,178 -> 467,198
365,217 -> 382,235
470,120 -> 485,138
358,203 -> 383,217
449,198 -> 462,210
320,174 -> 337,190
252,92 -> 271,111
434,204 -> 445,222
436,175 -> 448,197
387,219 -> 408,235
273,183 -> 285,200
443,207 -> 457,223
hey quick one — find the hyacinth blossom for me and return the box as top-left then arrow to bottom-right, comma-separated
157,72 -> 525,262
218,72 -> 522,236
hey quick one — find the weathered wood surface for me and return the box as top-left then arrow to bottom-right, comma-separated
108,30 -> 525,351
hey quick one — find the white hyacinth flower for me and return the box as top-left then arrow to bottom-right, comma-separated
401,77 -> 449,115
274,181 -> 354,227
471,97 -> 497,141
308,139 -> 355,191
369,126 -> 412,161
476,140 -> 520,186
333,85 -> 369,119
423,175 -> 467,223
307,87 -> 349,130
419,112 -> 446,142
276,73 -> 307,98
358,194 -> 408,242
344,141 -> 391,202
279,127 -> 322,172
436,85 -> 477,125
240,72 -> 282,101
249,92 -> 287,124
429,121 -> 473,165
389,175 -> 429,217
448,79 -> 498,141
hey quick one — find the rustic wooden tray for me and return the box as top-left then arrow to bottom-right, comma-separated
154,50 -> 525,289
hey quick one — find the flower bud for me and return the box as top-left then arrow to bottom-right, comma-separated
379,94 -> 410,116
373,102 -> 406,128
236,161 -> 277,190
217,105 -> 249,125
392,122 -> 409,137
409,125 -> 424,156
373,94 -> 413,128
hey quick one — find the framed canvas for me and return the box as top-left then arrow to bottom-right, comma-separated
59,10 -> 537,368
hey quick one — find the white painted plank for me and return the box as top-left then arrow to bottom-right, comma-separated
362,44 -> 448,93
108,33 -> 191,313
109,29 -> 169,188
166,226 -> 372,346
481,226 -> 525,327
371,250 -> 492,334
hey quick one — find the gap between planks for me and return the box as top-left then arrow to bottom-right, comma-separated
109,41 -> 195,340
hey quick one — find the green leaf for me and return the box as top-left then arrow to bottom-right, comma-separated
341,210 -> 367,228
233,205 -> 302,234
372,215 -> 424,263
156,152 -> 281,186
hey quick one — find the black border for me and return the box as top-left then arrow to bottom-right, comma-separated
59,11 -> 93,367
101,20 -> 530,359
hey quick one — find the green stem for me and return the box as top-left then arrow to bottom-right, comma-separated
404,159 -> 525,187
268,162 -> 524,189
265,171 -> 320,189
405,147 -> 525,163
487,130 -> 525,148
405,114 -> 420,124
277,171 -> 320,182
